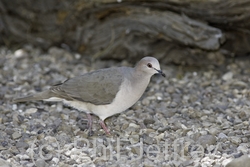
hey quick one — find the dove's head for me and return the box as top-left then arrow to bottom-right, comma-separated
135,57 -> 165,77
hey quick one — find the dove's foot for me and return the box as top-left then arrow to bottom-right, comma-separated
99,120 -> 111,135
87,113 -> 93,136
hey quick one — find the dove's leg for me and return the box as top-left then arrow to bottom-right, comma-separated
87,113 -> 93,136
99,120 -> 111,135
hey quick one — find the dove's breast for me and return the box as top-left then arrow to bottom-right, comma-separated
89,75 -> 150,120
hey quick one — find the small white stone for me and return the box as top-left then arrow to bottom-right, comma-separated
65,150 -> 71,156
222,72 -> 233,81
25,108 -> 38,114
74,53 -> 81,59
14,49 -> 28,58
200,130 -> 208,135
52,157 -> 59,164
70,154 -> 77,160
12,104 -> 17,110
128,123 -> 140,128
18,154 -> 30,160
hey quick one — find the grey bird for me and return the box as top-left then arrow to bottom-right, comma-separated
13,57 -> 165,135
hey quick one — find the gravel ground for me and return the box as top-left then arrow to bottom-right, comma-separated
1,46 -> 250,167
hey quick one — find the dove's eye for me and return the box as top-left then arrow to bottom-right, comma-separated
147,63 -> 152,68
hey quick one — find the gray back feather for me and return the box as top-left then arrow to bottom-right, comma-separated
50,67 -> 125,105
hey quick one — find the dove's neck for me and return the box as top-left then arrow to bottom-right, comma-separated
133,67 -> 153,81
127,68 -> 152,95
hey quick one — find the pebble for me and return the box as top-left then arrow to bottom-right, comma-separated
209,127 -> 220,135
129,135 -> 140,144
239,111 -> 246,119
218,133 -> 228,139
230,136 -> 241,145
52,157 -> 59,165
35,158 -> 49,167
17,154 -> 30,160
131,146 -> 141,155
222,72 -> 233,81
231,81 -> 247,87
25,108 -> 38,115
226,155 -> 250,167
0,146 -> 7,151
16,142 -> 29,150
142,135 -> 155,145
237,144 -> 249,154
143,119 -> 155,126
197,135 -> 216,148
12,131 -> 22,139
0,158 -> 12,167
14,49 -> 28,58
128,123 -> 140,129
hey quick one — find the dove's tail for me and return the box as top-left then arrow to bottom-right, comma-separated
13,90 -> 53,103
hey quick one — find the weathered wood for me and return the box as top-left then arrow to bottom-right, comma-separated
0,0 -> 250,64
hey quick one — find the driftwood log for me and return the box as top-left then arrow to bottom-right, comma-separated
1,0 -> 250,65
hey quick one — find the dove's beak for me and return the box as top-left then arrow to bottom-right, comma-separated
154,68 -> 166,77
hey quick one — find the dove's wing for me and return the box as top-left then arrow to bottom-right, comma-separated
49,67 -> 124,105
